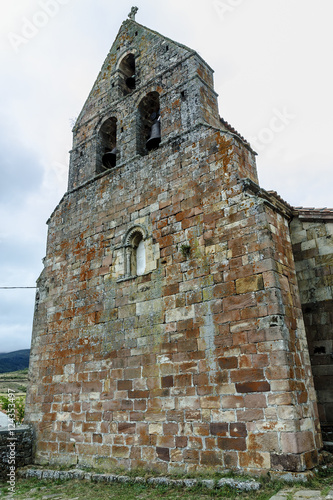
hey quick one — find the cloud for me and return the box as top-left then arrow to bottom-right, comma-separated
0,121 -> 44,204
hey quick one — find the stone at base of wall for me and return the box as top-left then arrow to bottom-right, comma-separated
17,467 -> 320,488
17,468 -> 263,490
269,471 -> 315,483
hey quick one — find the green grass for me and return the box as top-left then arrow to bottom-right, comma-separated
0,466 -> 331,500
0,478 -> 280,500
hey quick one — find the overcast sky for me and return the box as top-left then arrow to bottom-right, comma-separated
0,0 -> 332,353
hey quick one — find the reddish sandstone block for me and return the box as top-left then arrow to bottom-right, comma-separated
175,436 -> 188,448
188,436 -> 203,449
157,435 -> 175,448
281,432 -> 315,454
193,373 -> 209,386
213,282 -> 236,299
247,432 -> 279,452
134,400 -> 147,411
128,390 -> 150,399
193,423 -> 210,436
59,442 -> 75,453
118,422 -> 136,434
218,356 -> 238,369
86,412 -> 102,422
161,376 -> 174,388
218,437 -> 246,451
244,394 -> 267,408
130,412 -> 144,421
231,369 -> 264,383
156,447 -> 170,461
210,423 -> 228,436
118,380 -> 132,391
236,409 -> 264,422
222,395 -> 244,408
185,410 -> 201,421
200,450 -> 222,466
265,366 -> 293,380
175,374 -> 192,387
239,450 -> 271,470
93,433 -> 102,443
183,449 -> 199,463
82,381 -> 103,393
200,396 -> 220,409
297,392 -> 308,404
223,293 -> 257,311
268,392 -> 294,406
236,381 -> 271,393
230,423 -> 247,438
251,354 -> 269,368
82,422 -> 98,432
224,451 -> 239,468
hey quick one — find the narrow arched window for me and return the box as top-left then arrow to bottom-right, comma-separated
96,117 -> 118,173
137,91 -> 161,156
136,239 -> 146,276
119,53 -> 136,95
123,226 -> 147,278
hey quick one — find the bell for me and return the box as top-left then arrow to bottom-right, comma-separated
102,147 -> 118,169
146,120 -> 161,151
125,74 -> 136,89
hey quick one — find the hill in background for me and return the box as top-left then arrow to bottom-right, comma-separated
0,350 -> 30,373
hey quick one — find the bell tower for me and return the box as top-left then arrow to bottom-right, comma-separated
68,11 -> 222,190
26,10 -> 321,475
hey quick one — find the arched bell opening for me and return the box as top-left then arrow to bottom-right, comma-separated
96,117 -> 118,174
137,91 -> 161,156
119,53 -> 136,95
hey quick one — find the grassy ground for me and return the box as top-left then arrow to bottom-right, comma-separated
0,465 -> 332,500
0,368 -> 28,397
0,478 -> 285,500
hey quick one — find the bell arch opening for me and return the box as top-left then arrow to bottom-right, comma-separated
137,91 -> 161,156
119,53 -> 136,95
96,117 -> 118,174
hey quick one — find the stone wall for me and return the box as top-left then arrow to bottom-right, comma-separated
25,125 -> 321,473
0,426 -> 33,482
290,213 -> 333,442
25,18 -> 322,474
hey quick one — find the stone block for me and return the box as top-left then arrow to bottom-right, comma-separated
156,446 -> 170,461
210,423 -> 228,436
112,445 -> 130,458
247,432 -> 280,452
236,381 -> 270,393
236,275 -> 264,294
281,432 -> 315,454
218,437 -> 246,451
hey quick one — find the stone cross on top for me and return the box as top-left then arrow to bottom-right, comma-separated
128,6 -> 138,20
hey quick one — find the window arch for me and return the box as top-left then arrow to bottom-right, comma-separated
119,53 -> 136,95
137,91 -> 161,156
123,225 -> 147,277
96,117 -> 118,173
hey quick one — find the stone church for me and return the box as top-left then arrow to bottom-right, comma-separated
25,12 -> 333,475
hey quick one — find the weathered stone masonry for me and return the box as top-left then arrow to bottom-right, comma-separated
25,18 -> 327,474
290,210 -> 333,445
